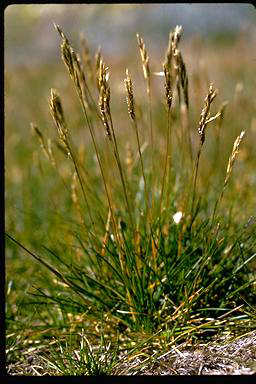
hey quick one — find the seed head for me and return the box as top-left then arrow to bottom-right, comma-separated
163,62 -> 172,109
136,33 -> 150,81
224,131 -> 245,187
124,69 -> 135,120
49,88 -> 67,142
199,84 -> 218,144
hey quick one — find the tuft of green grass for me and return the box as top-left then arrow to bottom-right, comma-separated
5,23 -> 256,375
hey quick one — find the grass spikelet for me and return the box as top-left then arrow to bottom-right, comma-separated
136,33 -> 150,88
172,25 -> 182,48
55,24 -> 90,109
172,26 -> 182,103
165,30 -> 173,71
49,88 -> 68,148
98,59 -> 112,139
124,69 -> 135,121
198,83 -> 219,145
225,130 -> 245,186
95,47 -> 102,90
163,62 -> 173,109
190,83 -> 220,221
212,131 -> 245,224
166,26 -> 191,163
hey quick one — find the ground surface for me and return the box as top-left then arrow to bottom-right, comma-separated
115,331 -> 256,375
7,331 -> 256,375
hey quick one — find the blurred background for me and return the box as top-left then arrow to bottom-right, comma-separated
4,3 -> 256,66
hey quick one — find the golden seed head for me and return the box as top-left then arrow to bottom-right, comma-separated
225,131 -> 245,186
136,33 -> 150,81
198,83 -> 218,143
56,25 -> 89,108
172,25 -> 182,50
163,62 -> 173,109
54,23 -> 69,43
98,59 -> 109,92
124,69 -> 135,120
49,88 -> 67,141
61,38 -> 74,80
99,85 -> 111,139
165,31 -> 174,69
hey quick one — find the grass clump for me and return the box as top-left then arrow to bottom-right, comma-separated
6,23 -> 256,375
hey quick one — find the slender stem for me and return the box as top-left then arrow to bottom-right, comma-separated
190,142 -> 203,221
79,99 -> 121,248
160,106 -> 171,215
108,114 -> 135,232
147,78 -> 154,213
157,106 -> 171,250
133,117 -> 149,221
67,143 -> 94,227
211,184 -> 225,227
184,105 -> 193,165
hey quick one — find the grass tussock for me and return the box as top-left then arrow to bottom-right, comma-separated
5,23 -> 256,375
